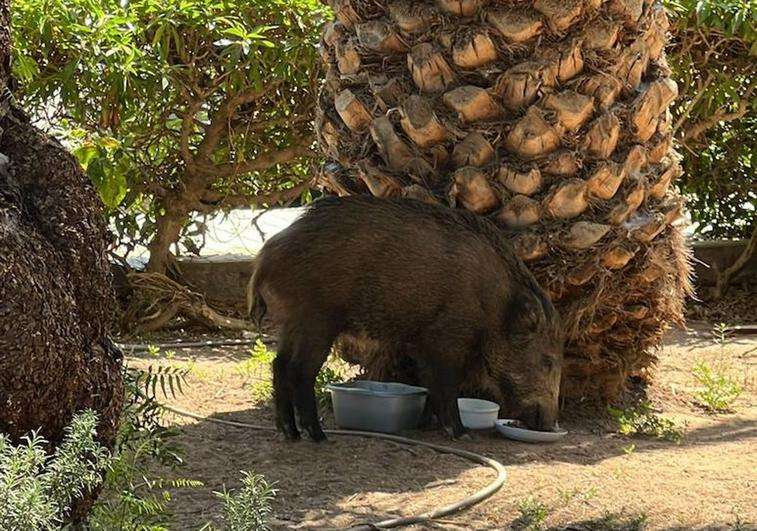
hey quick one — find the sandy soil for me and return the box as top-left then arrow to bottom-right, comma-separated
127,322 -> 756,530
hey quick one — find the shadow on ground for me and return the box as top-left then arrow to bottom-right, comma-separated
160,402 -> 755,530
136,325 -> 755,529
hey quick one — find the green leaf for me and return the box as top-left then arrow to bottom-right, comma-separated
87,157 -> 127,209
73,144 -> 101,169
12,53 -> 39,83
99,137 -> 121,150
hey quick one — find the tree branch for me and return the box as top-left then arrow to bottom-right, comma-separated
198,138 -> 315,179
180,98 -> 203,167
715,223 -> 757,299
681,86 -> 754,143
196,180 -> 313,212
672,73 -> 713,136
195,84 -> 276,161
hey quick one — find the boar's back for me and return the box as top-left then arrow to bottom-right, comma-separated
253,196 -> 541,339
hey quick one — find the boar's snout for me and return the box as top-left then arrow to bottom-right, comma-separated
519,401 -> 559,432
500,290 -> 563,432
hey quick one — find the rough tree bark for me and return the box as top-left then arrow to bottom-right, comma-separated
0,0 -> 122,518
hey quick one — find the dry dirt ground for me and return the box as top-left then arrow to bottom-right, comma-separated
127,322 -> 756,530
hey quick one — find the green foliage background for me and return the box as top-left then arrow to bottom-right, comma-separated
12,0 -> 326,259
666,0 -> 755,239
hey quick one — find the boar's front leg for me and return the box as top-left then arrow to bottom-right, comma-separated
419,349 -> 467,439
288,327 -> 335,442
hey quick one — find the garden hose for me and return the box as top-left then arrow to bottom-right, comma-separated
117,338 -> 270,352
163,405 -> 507,530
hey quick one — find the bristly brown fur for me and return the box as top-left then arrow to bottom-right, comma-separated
249,195 -> 564,439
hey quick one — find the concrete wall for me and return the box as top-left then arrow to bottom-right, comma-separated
691,240 -> 756,286
174,240 -> 755,307
178,254 -> 256,307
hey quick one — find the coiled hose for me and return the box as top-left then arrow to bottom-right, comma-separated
121,341 -> 507,528
163,405 -> 506,530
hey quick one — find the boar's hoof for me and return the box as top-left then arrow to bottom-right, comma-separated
305,424 -> 328,442
280,424 -> 301,442
445,425 -> 470,441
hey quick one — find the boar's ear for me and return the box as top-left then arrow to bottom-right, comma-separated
515,295 -> 544,330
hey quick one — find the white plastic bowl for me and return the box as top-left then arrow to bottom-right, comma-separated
457,398 -> 500,429
495,419 -> 568,443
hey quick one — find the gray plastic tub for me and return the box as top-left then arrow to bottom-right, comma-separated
327,380 -> 428,434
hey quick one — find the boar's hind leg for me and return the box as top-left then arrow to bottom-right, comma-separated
288,328 -> 335,442
273,334 -> 300,441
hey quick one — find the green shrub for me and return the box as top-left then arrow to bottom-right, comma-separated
608,402 -> 686,443
12,0 -> 327,271
214,471 -> 276,531
665,0 -> 755,239
693,361 -> 743,413
0,410 -> 109,530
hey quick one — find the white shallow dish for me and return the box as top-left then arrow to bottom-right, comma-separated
495,419 -> 568,443
458,398 -> 500,429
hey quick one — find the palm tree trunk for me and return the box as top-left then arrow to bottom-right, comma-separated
316,0 -> 693,399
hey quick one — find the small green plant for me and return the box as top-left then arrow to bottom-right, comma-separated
315,355 -> 348,410
238,340 -> 275,378
513,497 -> 549,530
622,443 -> 636,454
0,410 -> 110,529
711,323 -> 729,345
608,402 -> 685,443
250,381 -> 274,403
558,486 -> 597,505
691,323 -> 744,413
137,363 -> 189,401
214,471 -> 276,531
243,341 -> 276,404
250,340 -> 275,363
693,360 -> 743,413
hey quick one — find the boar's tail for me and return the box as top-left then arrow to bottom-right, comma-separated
245,269 -> 267,328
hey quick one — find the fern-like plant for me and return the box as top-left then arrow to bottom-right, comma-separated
87,363 -> 197,529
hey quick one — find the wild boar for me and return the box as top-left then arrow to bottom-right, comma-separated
247,196 -> 563,441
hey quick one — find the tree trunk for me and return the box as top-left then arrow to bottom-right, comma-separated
0,0 -> 122,519
316,0 -> 692,400
714,223 -> 757,299
146,202 -> 188,274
